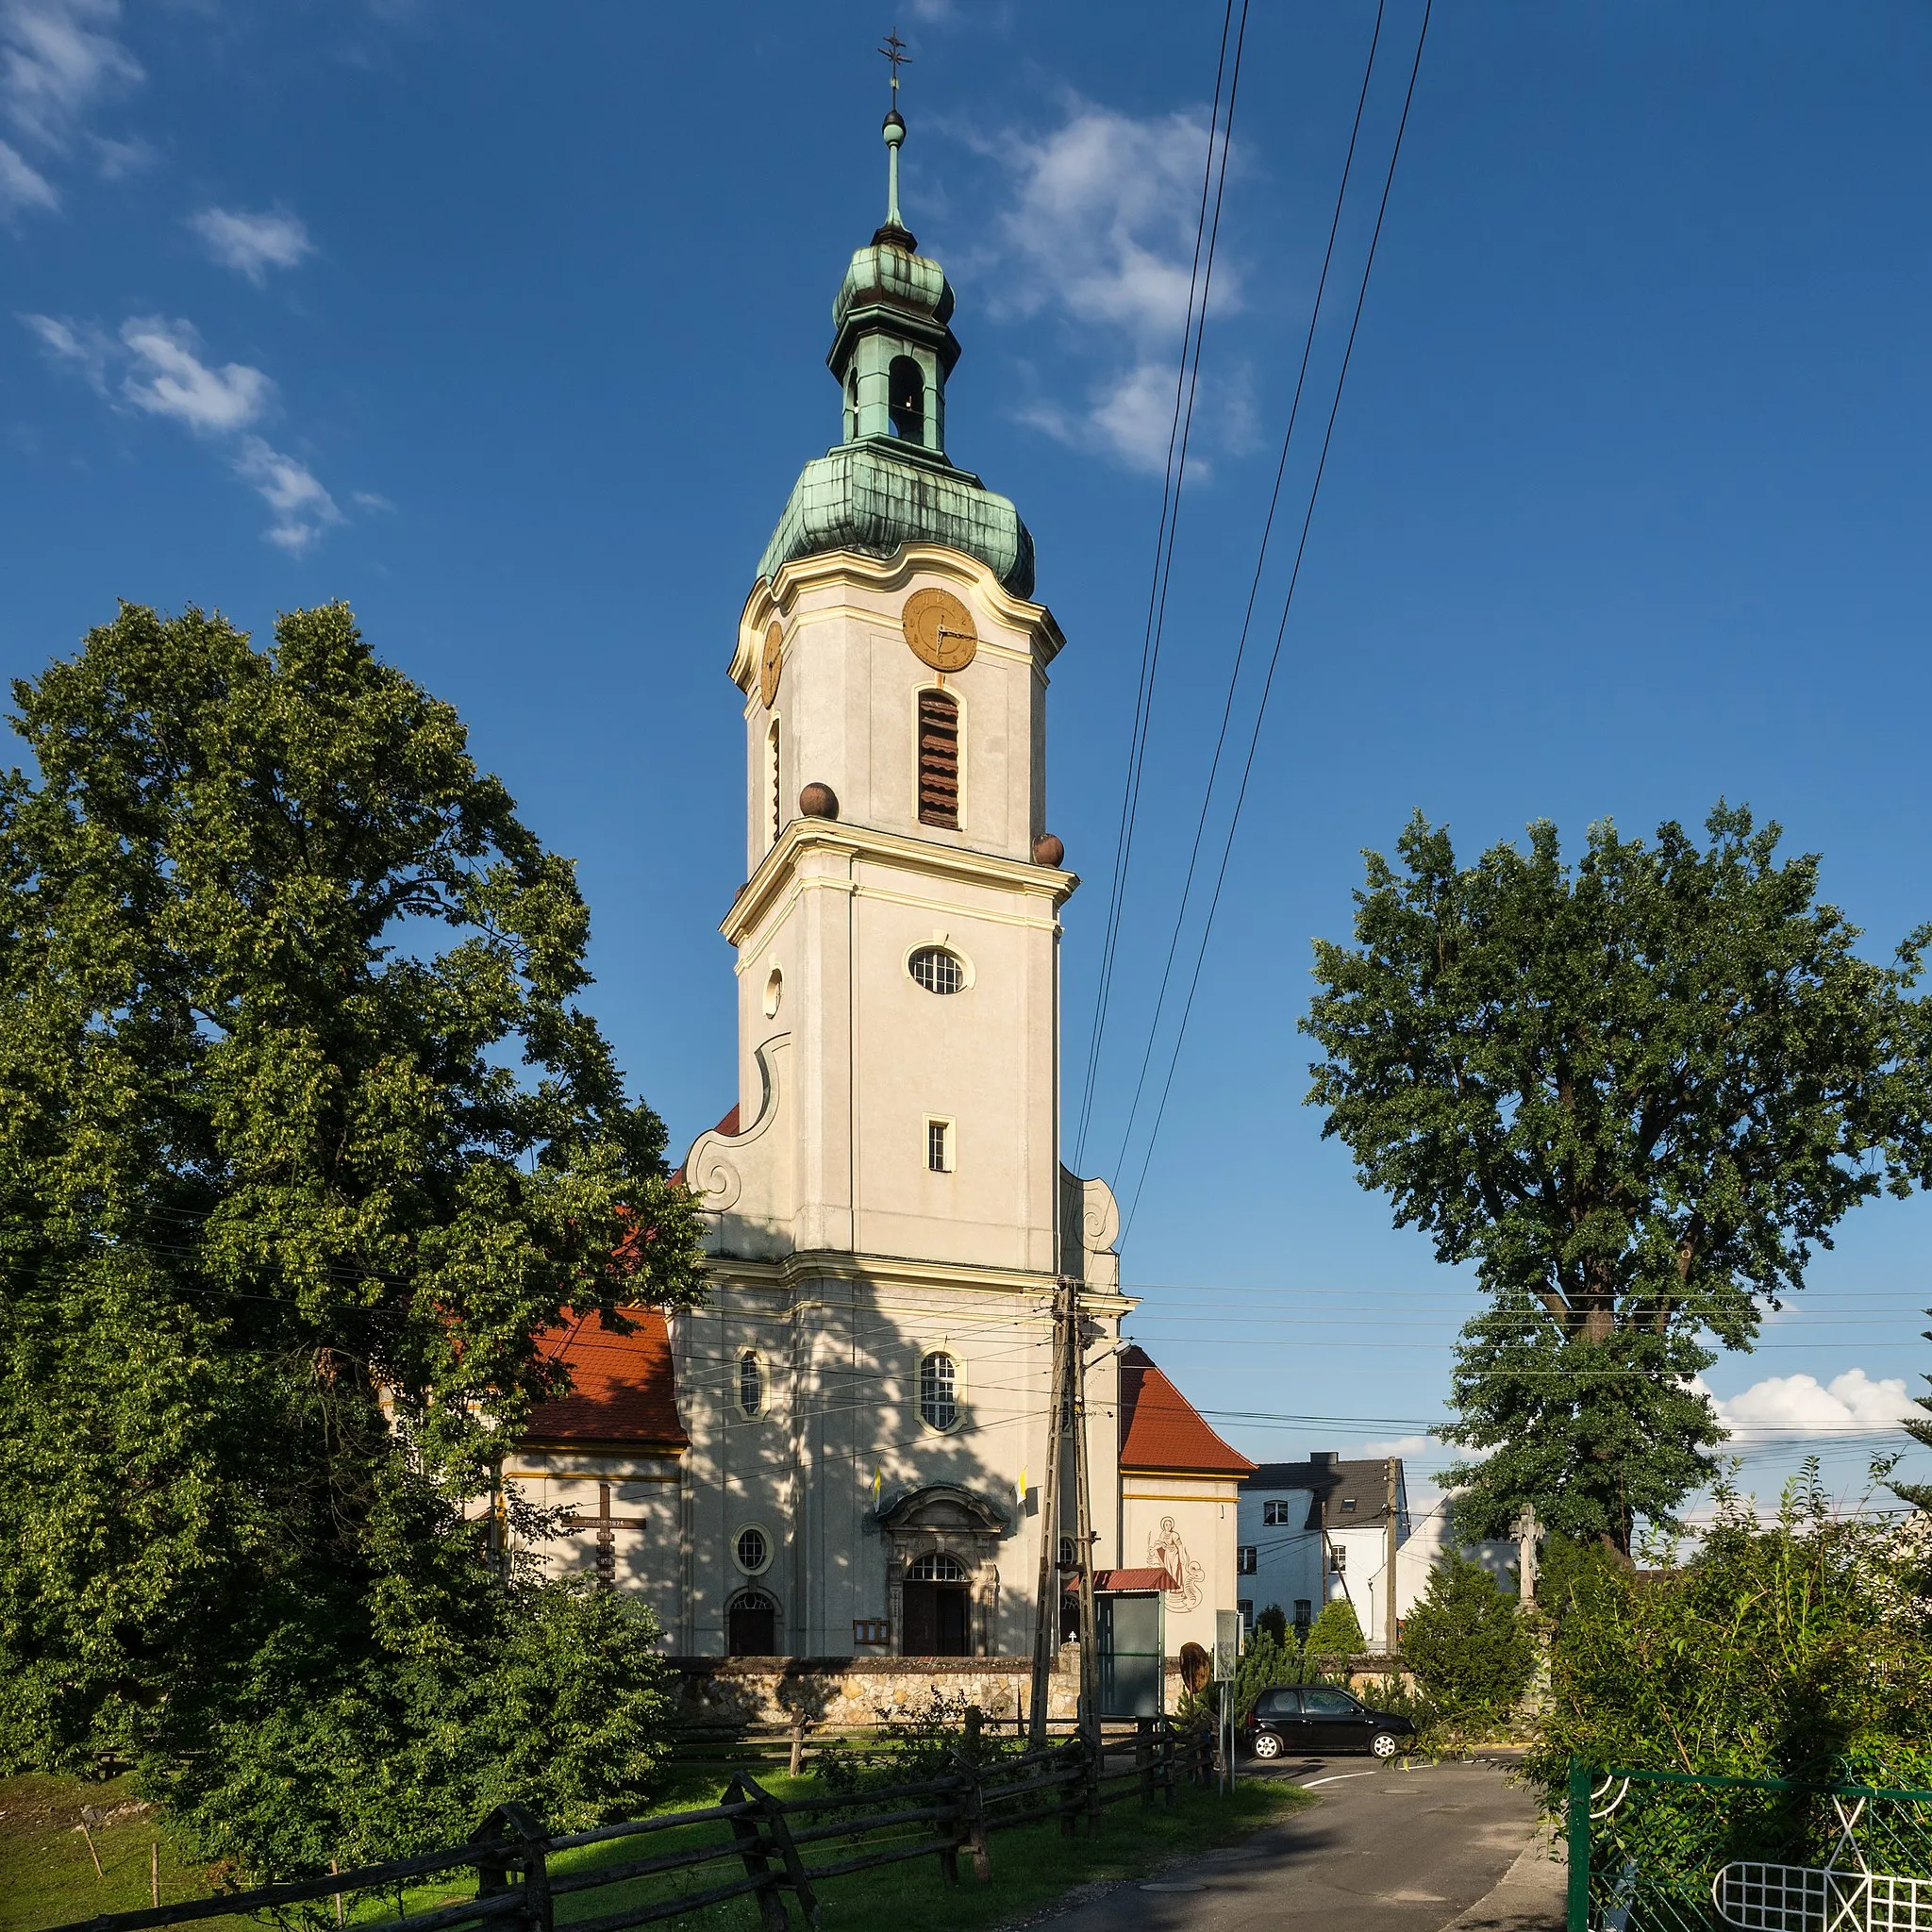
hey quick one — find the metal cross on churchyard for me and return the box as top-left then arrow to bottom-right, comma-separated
562,1480 -> 650,1587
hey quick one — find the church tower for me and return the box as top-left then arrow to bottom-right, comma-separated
504,80 -> 1257,1682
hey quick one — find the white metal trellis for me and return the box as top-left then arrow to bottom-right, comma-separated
1714,1796 -> 1932,1932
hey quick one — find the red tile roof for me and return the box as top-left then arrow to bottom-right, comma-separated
1064,1567 -> 1179,1594
1117,1346 -> 1256,1476
524,1307 -> 688,1451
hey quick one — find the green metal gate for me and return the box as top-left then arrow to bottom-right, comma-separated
1565,1762 -> 1932,1932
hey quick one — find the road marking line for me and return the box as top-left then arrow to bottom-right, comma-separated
1305,1771 -> 1379,1787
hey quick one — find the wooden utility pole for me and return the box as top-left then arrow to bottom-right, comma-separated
1384,1457 -> 1400,1654
1028,1275 -> 1099,1747
1067,1281 -> 1099,1748
1027,1279 -> 1071,1744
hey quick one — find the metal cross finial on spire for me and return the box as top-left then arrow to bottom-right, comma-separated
876,27 -> 910,237
879,27 -> 910,98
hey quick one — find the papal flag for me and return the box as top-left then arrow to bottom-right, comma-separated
870,1463 -> 883,1510
1016,1467 -> 1027,1506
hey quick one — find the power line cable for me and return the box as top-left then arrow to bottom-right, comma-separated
1119,0 -> 1435,1237
1108,0 -> 1390,1184
1073,0 -> 1251,1171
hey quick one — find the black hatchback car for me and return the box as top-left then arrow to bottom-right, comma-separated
1242,1685 -> 1416,1760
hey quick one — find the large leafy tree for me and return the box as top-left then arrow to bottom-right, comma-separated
0,603 -> 705,1868
1303,805 -> 1931,1555
1889,1310 -> 1932,1512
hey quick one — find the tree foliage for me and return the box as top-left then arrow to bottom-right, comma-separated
1527,1467 -> 1932,1796
0,603 -> 705,1869
1400,1552 -> 1535,1723
1304,805 -> 1932,1552
1888,1309 -> 1932,1513
1305,1597 -> 1365,1658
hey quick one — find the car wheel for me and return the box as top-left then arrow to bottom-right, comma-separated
1370,1731 -> 1402,1760
1252,1731 -> 1284,1760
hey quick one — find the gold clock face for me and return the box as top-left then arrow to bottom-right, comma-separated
902,588 -> 977,673
758,622 -> 784,708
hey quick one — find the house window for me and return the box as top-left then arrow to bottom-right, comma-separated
738,1350 -> 764,1418
889,354 -> 924,442
1262,1500 -> 1292,1526
926,1117 -> 954,1173
908,945 -> 964,994
1330,1545 -> 1346,1574
918,1351 -> 958,1431
1341,1496 -> 1357,1513
853,1617 -> 889,1646
1239,1599 -> 1255,1634
767,718 -> 782,842
1237,1546 -> 1257,1575
917,689 -> 959,827
734,1524 -> 772,1575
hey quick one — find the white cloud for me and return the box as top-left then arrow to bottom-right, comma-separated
974,98 -> 1241,472
19,308 -> 108,387
120,316 -> 273,435
0,0 -> 141,153
234,434 -> 341,553
187,205 -> 314,285
22,309 -> 356,555
0,132 -> 53,212
350,489 -> 394,513
1713,1369 -> 1913,1437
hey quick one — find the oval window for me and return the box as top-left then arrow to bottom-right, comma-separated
735,1524 -> 771,1574
919,1351 -> 958,1431
908,946 -> 964,995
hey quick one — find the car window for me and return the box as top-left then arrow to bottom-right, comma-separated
1303,1689 -> 1360,1716
1257,1689 -> 1300,1716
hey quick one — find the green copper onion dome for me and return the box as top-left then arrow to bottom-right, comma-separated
757,109 -> 1035,598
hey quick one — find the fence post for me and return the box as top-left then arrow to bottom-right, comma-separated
788,1716 -> 806,1779
1137,1717 -> 1155,1807
473,1802 -> 553,1932
1160,1719 -> 1177,1808
1566,1757 -> 1591,1932
724,1775 -> 791,1932
1058,1740 -> 1083,1839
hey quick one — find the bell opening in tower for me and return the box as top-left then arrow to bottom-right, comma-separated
888,355 -> 924,442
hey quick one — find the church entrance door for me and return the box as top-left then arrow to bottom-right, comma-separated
728,1591 -> 777,1656
901,1552 -> 972,1656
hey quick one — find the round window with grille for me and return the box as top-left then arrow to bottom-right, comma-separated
734,1524 -> 771,1574
908,946 -> 964,995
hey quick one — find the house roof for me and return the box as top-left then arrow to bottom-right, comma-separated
1117,1347 -> 1257,1476
524,1307 -> 688,1451
1241,1457 -> 1400,1528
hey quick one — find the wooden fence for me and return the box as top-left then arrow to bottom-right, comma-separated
40,1721 -> 1215,1932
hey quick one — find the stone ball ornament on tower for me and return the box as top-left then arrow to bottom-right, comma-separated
798,782 -> 840,820
1032,832 -> 1064,868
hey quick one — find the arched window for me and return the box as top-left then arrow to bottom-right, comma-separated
766,718 -> 782,843
889,355 -> 924,442
846,368 -> 859,439
908,1551 -> 966,1581
727,1590 -> 778,1657
919,1351 -> 958,1431
917,689 -> 958,828
738,1349 -> 764,1418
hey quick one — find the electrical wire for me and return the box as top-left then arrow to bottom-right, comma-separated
1117,0 -> 1435,1240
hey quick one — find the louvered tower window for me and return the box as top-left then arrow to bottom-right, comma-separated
917,690 -> 959,828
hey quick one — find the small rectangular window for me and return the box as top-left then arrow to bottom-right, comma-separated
1330,1546 -> 1346,1574
926,1118 -> 953,1173
1262,1499 -> 1291,1526
1341,1496 -> 1357,1513
853,1618 -> 889,1646
1236,1545 -> 1257,1575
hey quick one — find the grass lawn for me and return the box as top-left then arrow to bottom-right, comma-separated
1,1764 -> 1308,1932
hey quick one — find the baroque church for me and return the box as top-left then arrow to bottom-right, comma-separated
503,104 -> 1253,1678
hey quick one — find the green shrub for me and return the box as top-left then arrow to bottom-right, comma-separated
1527,1466 -> 1932,1801
1256,1604 -> 1289,1647
1401,1551 -> 1535,1724
1305,1598 -> 1366,1659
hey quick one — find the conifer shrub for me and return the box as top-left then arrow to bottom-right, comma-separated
1256,1604 -> 1289,1647
1304,1598 -> 1366,1661
1400,1552 -> 1535,1724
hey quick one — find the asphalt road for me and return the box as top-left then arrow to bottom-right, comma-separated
1048,1755 -> 1550,1932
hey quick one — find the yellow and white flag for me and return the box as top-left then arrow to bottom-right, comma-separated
870,1463 -> 883,1510
1016,1467 -> 1028,1506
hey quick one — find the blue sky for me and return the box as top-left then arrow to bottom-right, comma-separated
4,0 -> 1929,1525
